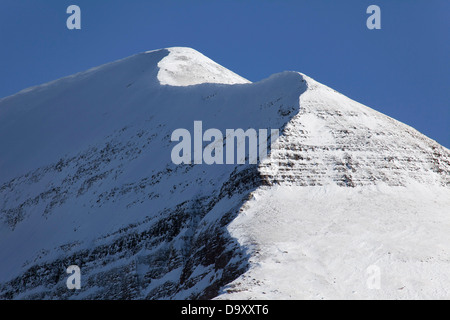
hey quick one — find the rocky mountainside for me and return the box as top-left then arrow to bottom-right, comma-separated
0,47 -> 449,299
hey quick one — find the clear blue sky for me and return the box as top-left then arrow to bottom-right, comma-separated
1,0 -> 449,147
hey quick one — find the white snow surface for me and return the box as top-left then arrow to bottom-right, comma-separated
217,73 -> 450,300
156,47 -> 250,86
0,47 -> 449,300
218,184 -> 450,299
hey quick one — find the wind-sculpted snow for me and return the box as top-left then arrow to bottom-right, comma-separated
157,47 -> 251,86
0,48 -> 449,300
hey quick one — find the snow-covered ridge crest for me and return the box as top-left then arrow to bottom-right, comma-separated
156,47 -> 251,86
0,47 -> 248,105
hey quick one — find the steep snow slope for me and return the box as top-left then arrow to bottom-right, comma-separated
259,74 -> 448,187
0,48 -> 304,299
219,185 -> 450,299
0,47 -> 448,300
217,75 -> 450,299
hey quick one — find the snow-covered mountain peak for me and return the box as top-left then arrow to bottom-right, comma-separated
0,48 -> 449,300
156,47 -> 251,86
